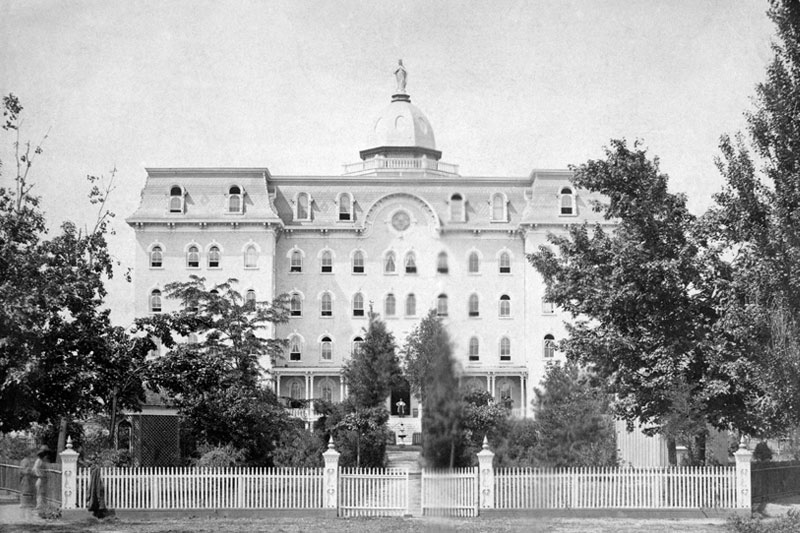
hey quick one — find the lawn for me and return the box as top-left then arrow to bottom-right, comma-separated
0,515 -> 729,533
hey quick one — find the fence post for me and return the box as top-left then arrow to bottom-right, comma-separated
734,437 -> 753,514
59,436 -> 79,510
322,436 -> 340,516
477,436 -> 495,510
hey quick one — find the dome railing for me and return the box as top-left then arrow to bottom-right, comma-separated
343,157 -> 459,175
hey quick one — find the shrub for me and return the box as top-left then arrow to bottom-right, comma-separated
753,442 -> 774,462
0,432 -> 38,462
727,509 -> 800,533
192,443 -> 245,467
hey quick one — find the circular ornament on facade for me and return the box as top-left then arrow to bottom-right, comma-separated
391,210 -> 411,231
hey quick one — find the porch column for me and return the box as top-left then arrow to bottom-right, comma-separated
489,374 -> 496,397
305,373 -> 311,401
339,376 -> 345,402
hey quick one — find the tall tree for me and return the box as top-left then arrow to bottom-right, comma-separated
404,309 -> 464,467
342,311 -> 402,409
528,140 -> 724,461
702,0 -> 800,435
137,277 -> 291,464
0,94 -> 141,436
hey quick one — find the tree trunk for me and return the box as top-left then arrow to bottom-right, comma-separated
56,417 -> 68,465
449,438 -> 455,469
356,432 -> 361,468
667,437 -> 677,466
109,388 -> 118,448
694,432 -> 707,466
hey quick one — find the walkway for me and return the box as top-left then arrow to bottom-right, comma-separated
386,445 -> 422,517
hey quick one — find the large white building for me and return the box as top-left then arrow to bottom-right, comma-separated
127,65 -> 608,430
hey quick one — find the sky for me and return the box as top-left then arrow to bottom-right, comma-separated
0,0 -> 777,326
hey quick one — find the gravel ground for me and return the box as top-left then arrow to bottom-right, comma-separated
0,514 -> 730,533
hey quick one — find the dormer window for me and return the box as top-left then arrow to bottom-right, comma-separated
560,187 -> 575,215
169,186 -> 184,213
208,246 -> 221,268
491,193 -> 507,222
405,252 -> 417,274
228,186 -> 243,213
450,193 -> 464,222
296,192 -> 311,221
339,193 -> 352,221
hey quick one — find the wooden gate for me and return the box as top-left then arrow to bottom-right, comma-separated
421,467 -> 478,517
338,468 -> 409,517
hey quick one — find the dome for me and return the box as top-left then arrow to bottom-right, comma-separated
366,94 -> 436,152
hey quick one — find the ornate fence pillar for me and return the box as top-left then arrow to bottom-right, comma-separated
59,436 -> 79,510
734,437 -> 753,512
322,436 -> 340,515
477,436 -> 495,510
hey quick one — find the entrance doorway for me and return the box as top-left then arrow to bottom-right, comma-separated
390,379 -> 411,417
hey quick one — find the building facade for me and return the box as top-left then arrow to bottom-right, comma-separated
127,69 -> 609,428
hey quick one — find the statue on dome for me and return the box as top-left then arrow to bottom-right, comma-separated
394,59 -> 407,93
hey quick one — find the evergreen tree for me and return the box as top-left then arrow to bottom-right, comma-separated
532,362 -> 616,468
405,310 -> 464,467
342,311 -> 402,409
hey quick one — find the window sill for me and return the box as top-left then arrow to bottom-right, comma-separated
498,316 -> 513,319
150,266 -> 164,270
244,266 -> 260,270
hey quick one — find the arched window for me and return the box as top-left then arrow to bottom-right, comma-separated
289,337 -> 302,361
290,250 -> 303,273
290,380 -> 302,397
542,299 -> 555,314
469,337 -> 480,361
339,194 -> 352,221
384,251 -> 396,274
468,252 -> 480,274
297,192 -> 310,220
208,245 -> 221,268
560,187 -> 575,215
500,337 -> 511,361
437,294 -> 448,317
150,246 -> 163,268
169,186 -> 183,213
228,185 -> 242,213
499,294 -> 511,317
352,336 -> 364,355
450,193 -> 464,221
491,193 -> 506,221
353,292 -> 365,317
405,252 -> 417,274
321,383 -> 333,402
544,334 -> 556,358
352,250 -> 365,274
187,245 -> 200,268
244,245 -> 258,268
290,293 -> 302,316
150,289 -> 162,313
321,292 -> 333,317
385,293 -> 396,317
499,252 -> 511,274
468,294 -> 480,317
321,336 -> 332,360
321,250 -> 333,273
245,289 -> 256,311
437,252 -> 449,274
405,293 -> 416,316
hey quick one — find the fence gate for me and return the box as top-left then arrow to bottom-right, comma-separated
338,468 -> 409,517
421,467 -> 478,517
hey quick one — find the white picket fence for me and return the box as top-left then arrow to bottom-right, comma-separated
421,467 -> 478,517
338,468 -> 409,517
494,466 -> 737,510
75,467 -> 323,510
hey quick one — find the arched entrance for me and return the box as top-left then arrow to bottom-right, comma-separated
390,378 -> 411,417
